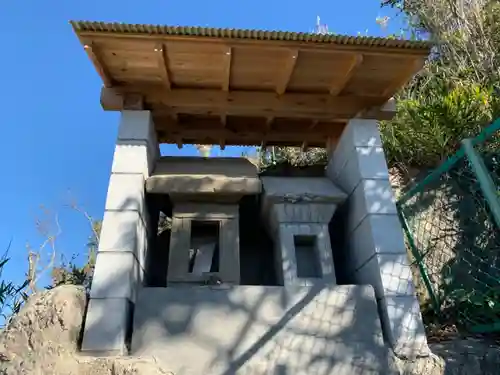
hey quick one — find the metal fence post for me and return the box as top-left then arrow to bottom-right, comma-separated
462,138 -> 500,228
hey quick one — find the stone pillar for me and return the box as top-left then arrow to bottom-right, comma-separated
326,118 -> 429,358
81,111 -> 159,355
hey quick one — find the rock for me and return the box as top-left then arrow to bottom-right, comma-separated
393,339 -> 500,375
0,285 -> 169,375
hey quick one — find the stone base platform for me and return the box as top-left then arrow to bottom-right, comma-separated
132,285 -> 398,375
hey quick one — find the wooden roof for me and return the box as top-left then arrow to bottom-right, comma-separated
71,21 -> 431,149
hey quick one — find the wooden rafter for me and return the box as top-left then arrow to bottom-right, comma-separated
176,137 -> 183,149
155,43 -> 172,90
83,42 -> 113,87
329,54 -> 363,96
102,87 -> 382,120
222,47 -> 232,91
80,32 -> 430,58
276,50 -> 298,95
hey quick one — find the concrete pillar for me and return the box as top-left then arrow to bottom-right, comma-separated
326,119 -> 429,358
81,111 -> 159,355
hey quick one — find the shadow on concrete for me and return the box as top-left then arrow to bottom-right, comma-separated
81,161 -> 440,374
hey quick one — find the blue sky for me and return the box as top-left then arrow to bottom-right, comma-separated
0,0 -> 404,288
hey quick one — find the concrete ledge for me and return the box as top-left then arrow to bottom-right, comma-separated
131,285 -> 398,375
146,156 -> 261,195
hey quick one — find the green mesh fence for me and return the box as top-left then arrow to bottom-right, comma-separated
397,119 -> 500,333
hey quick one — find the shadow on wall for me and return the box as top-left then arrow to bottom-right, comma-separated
82,174 -> 434,374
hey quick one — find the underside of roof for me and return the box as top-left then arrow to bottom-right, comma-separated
71,20 -> 431,148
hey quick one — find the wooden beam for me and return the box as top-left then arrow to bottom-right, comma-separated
219,139 -> 226,150
155,43 -> 172,90
81,33 -> 431,58
329,54 -> 363,96
83,42 -> 113,87
222,47 -> 232,91
176,137 -> 183,149
102,86 -> 382,120
157,127 -> 342,147
123,93 -> 144,110
276,50 -> 298,95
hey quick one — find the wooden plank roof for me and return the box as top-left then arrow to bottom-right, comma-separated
71,21 -> 431,149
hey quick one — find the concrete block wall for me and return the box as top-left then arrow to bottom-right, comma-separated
81,111 -> 159,355
326,119 -> 429,358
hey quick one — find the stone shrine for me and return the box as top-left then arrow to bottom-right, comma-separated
72,20 -> 432,374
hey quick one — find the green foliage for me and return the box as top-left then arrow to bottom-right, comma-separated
258,146 -> 327,171
380,79 -> 500,167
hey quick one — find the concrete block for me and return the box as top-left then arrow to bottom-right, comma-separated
328,145 -> 389,195
90,252 -> 140,301
355,145 -> 390,181
342,118 -> 382,148
104,173 -> 145,212
117,111 -> 153,141
81,298 -> 131,355
378,295 -> 430,358
98,210 -> 145,258
349,214 -> 407,268
348,179 -> 397,231
111,142 -> 153,177
355,253 -> 416,298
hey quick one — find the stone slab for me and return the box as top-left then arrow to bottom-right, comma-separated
131,285 -> 398,375
146,156 -> 261,195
